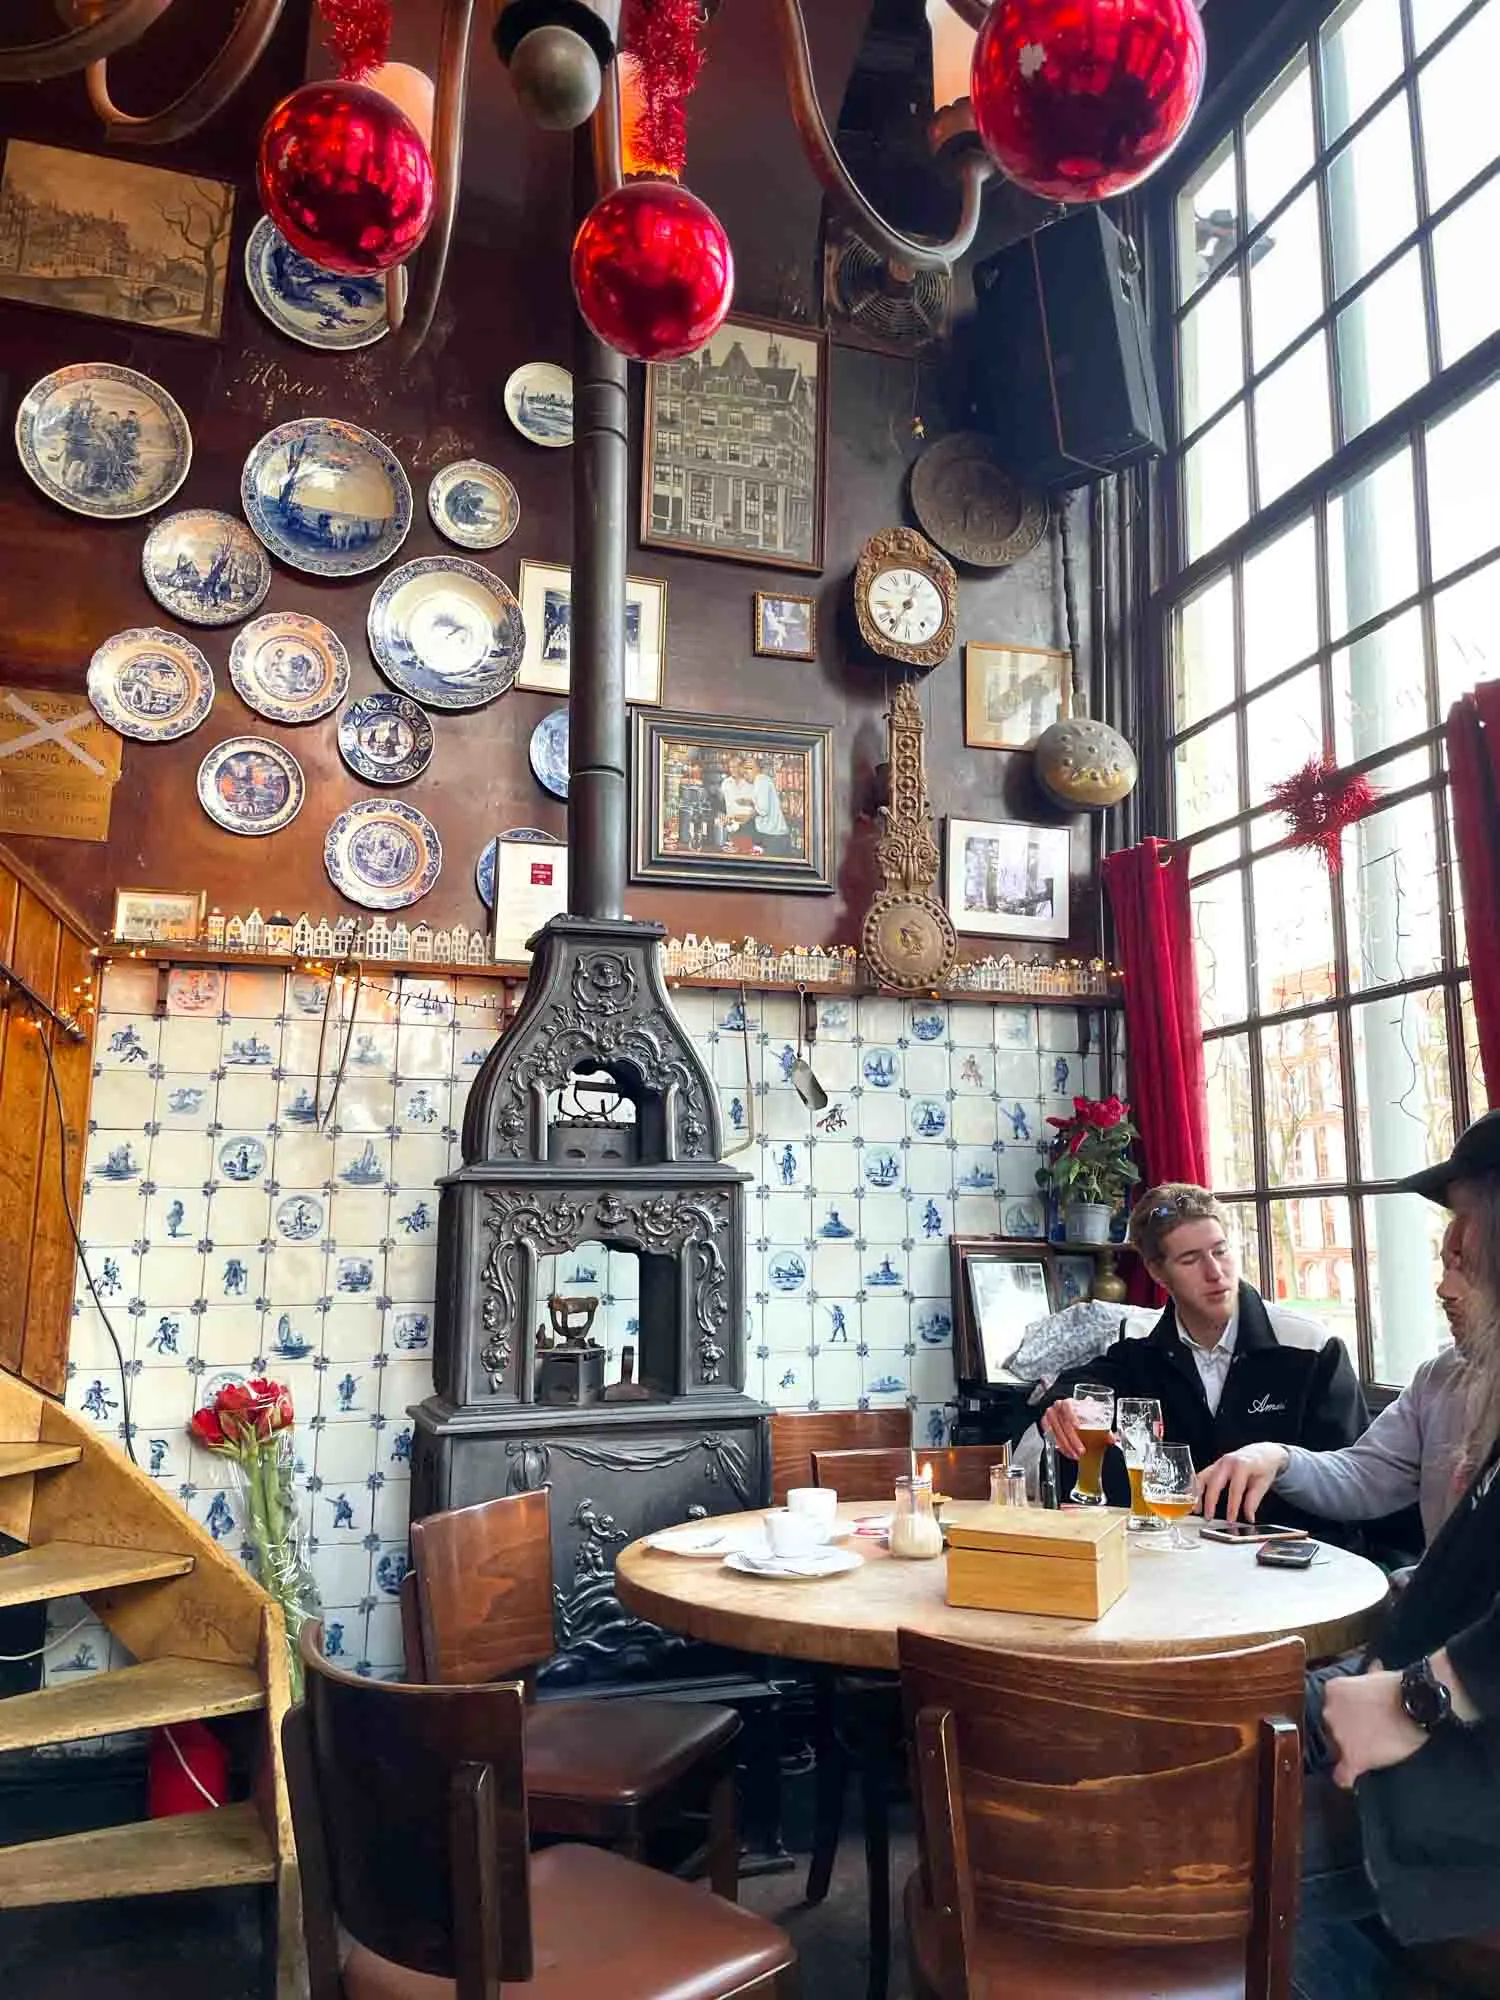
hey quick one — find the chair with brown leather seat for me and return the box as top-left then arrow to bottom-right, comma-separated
810,1444 -> 1007,1503
768,1408 -> 911,1504
284,1623 -> 799,2000
402,1491 -> 740,1898
898,1628 -> 1307,1999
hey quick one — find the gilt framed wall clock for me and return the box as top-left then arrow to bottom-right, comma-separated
852,526 -> 958,671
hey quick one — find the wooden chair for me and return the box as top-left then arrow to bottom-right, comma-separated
402,1491 -> 741,1898
809,1445 -> 1008,1503
768,1408 -> 911,1504
898,1628 -> 1307,1999
284,1624 -> 799,2000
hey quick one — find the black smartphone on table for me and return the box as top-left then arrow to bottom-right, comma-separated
1256,1539 -> 1319,1569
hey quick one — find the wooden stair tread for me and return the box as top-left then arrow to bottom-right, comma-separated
0,1658 -> 264,1753
0,1540 -> 194,1608
0,1800 -> 275,1909
0,1443 -> 81,1479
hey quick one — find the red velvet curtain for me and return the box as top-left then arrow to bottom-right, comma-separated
1102,836 -> 1211,1189
1447,684 -> 1500,1103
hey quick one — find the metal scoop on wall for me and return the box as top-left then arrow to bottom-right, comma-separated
789,985 -> 828,1112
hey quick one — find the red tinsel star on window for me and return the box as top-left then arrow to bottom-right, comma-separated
1266,752 -> 1380,874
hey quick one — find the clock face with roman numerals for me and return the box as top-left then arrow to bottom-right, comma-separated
867,567 -> 946,646
853,527 -> 957,670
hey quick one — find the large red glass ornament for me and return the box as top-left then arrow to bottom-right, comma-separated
971,0 -> 1206,203
257,81 -> 435,276
571,181 -> 734,363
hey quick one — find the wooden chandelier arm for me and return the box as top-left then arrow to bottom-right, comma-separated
0,0 -> 174,82
389,0 -> 475,357
84,0 -> 287,146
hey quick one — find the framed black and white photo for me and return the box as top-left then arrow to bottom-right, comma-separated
753,591 -> 817,661
641,314 -> 829,574
950,1237 -> 1058,1385
945,817 -> 1071,942
964,642 -> 1070,750
516,559 -> 665,704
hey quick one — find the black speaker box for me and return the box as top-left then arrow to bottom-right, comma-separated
971,208 -> 1165,492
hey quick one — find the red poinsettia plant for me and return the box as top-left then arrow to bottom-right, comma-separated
1035,1095 -> 1141,1211
190,1379 -> 317,1694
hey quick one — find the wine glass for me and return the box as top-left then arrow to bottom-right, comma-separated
1068,1381 -> 1116,1506
1141,1443 -> 1198,1549
1117,1396 -> 1164,1534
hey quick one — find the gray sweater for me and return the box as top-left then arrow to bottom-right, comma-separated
1275,1346 -> 1468,1543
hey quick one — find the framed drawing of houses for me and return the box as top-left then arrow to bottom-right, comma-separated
641,314 -> 829,574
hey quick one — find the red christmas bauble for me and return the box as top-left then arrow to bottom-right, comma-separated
571,181 -> 734,363
258,81 -> 435,276
971,0 -> 1206,203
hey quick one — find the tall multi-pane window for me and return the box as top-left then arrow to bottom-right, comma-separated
1156,0 -> 1500,1385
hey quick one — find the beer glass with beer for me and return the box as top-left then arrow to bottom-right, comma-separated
1142,1442 -> 1198,1549
1117,1396 -> 1165,1533
1070,1382 -> 1116,1506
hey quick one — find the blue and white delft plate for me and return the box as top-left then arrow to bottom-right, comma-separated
529,707 -> 570,799
240,417 -> 412,579
229,610 -> 350,725
428,459 -> 519,551
243,215 -> 401,352
338,691 -> 434,786
88,626 -> 214,742
504,362 -> 573,448
324,797 -> 443,910
367,555 -> 524,710
142,508 -> 271,627
197,735 -> 305,837
16,361 -> 191,520
475,827 -> 559,907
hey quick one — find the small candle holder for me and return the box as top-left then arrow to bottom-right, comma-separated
890,1475 -> 944,1560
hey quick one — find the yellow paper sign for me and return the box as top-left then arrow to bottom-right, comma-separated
0,686 -> 124,843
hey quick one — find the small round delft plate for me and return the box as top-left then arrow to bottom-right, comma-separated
17,361 -> 191,520
324,798 -> 443,910
142,508 -> 271,627
229,610 -> 350,725
475,827 -> 560,907
367,555 -> 524,710
529,706 -> 570,798
427,459 -> 520,551
338,691 -> 434,785
504,362 -> 573,448
87,626 -> 215,742
197,735 -> 305,837
241,416 -> 412,579
243,215 -> 402,352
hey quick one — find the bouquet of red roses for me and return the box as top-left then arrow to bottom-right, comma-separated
190,1379 -> 318,1694
1035,1094 -> 1141,1211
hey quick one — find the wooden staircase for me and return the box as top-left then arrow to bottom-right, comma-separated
0,1367 -> 300,1992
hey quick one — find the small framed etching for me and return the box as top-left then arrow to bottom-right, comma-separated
516,560 -> 665,705
112,887 -> 206,944
963,642 -> 1071,750
945,818 -> 1070,942
753,591 -> 817,661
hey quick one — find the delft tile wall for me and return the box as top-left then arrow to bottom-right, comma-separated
54,960 -> 1103,1681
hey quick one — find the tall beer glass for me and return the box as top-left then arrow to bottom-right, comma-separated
1117,1396 -> 1164,1533
1070,1382 -> 1116,1505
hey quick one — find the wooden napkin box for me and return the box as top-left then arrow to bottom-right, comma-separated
946,1506 -> 1129,1620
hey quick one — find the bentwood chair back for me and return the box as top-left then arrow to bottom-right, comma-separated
769,1409 -> 911,1504
898,1629 -> 1306,2000
811,1445 -> 1005,1504
286,1624 -> 799,2000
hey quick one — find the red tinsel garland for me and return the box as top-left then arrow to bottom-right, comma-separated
622,0 -> 704,179
1267,752 -> 1380,873
317,0 -> 392,80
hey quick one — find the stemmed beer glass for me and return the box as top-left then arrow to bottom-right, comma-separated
1141,1443 -> 1199,1549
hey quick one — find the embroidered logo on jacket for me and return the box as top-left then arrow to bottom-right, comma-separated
1247,1394 -> 1287,1416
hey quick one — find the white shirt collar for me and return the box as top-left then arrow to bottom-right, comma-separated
1179,1310 -> 1237,1365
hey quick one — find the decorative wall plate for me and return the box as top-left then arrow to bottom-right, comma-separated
504,362 -> 573,447
475,827 -> 560,907
197,735 -> 305,837
229,611 -> 350,724
244,215 -> 400,351
338,691 -> 434,785
16,361 -> 191,520
366,555 -> 524,709
529,707 -> 570,798
324,798 -> 443,910
87,626 -> 215,741
240,417 -> 412,578
142,508 -> 271,626
909,432 -> 1048,570
428,459 -> 520,550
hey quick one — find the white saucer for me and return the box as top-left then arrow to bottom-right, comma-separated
724,1547 -> 863,1581
646,1527 -> 741,1559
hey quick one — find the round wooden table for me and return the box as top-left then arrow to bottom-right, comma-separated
615,1503 -> 1391,1669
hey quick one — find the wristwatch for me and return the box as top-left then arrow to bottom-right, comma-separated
1399,1657 -> 1458,1734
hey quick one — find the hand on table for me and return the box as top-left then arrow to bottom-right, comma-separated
1322,1668 -> 1428,1789
1197,1442 -> 1290,1521
1041,1398 -> 1100,1460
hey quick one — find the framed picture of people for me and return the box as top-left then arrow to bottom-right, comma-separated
630,709 -> 834,893
640,314 -> 829,574
963,642 -> 1071,750
945,817 -> 1071,942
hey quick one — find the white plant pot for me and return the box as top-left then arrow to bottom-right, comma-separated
1064,1201 -> 1115,1246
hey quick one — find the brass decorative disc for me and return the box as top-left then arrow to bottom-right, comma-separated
909,431 -> 1049,570
861,891 -> 957,993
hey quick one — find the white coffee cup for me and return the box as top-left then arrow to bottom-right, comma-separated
765,1508 -> 827,1558
786,1486 -> 838,1531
